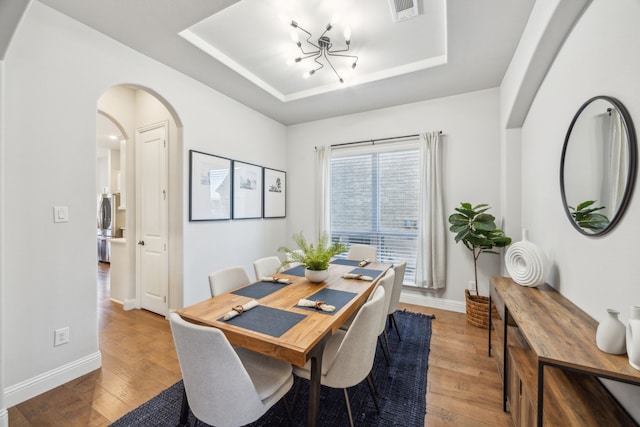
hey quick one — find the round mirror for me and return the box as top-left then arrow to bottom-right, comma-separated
560,96 -> 637,236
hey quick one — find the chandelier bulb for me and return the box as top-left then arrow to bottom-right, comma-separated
339,78 -> 344,84
295,57 -> 302,63
326,23 -> 333,31
290,20 -> 298,29
343,28 -> 352,42
352,62 -> 357,69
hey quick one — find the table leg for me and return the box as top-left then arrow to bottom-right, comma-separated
307,337 -> 327,427
308,353 -> 324,427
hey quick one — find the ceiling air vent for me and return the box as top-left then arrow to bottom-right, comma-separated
389,0 -> 419,23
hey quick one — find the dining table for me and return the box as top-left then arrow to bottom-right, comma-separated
177,259 -> 392,427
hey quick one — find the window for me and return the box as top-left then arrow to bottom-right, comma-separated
330,139 -> 420,284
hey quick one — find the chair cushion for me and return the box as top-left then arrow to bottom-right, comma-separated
236,347 -> 293,400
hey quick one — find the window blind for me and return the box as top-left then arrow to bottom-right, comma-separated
330,139 -> 420,284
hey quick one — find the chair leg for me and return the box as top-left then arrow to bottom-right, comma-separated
366,373 -> 380,414
179,388 -> 190,427
378,335 -> 391,366
390,313 -> 402,341
343,388 -> 355,427
282,394 -> 294,427
290,376 -> 302,410
383,330 -> 392,364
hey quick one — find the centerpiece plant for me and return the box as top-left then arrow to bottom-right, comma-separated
278,231 -> 347,282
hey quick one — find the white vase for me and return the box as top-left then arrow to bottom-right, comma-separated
596,309 -> 626,354
627,305 -> 640,370
504,229 -> 550,287
305,268 -> 329,283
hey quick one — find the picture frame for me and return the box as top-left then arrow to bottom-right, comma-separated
263,168 -> 286,218
232,160 -> 263,219
189,150 -> 232,221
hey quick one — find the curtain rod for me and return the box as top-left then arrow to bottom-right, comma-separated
329,131 -> 442,149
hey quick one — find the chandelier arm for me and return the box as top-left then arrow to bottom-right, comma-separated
324,51 -> 344,83
297,44 -> 320,56
326,45 -> 350,54
303,35 -> 320,50
312,52 -> 325,72
298,52 -> 321,61
326,52 -> 359,62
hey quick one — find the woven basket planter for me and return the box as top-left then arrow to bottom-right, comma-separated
465,289 -> 498,329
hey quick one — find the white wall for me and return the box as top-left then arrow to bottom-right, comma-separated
517,0 -> 640,419
286,88 -> 504,310
1,1 -> 287,406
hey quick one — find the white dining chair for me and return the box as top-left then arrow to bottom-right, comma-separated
208,265 -> 251,297
346,244 -> 377,261
292,286 -> 386,427
169,313 -> 293,427
373,269 -> 395,366
387,260 -> 407,341
253,256 -> 282,280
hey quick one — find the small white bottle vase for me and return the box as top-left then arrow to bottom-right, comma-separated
596,309 -> 626,354
627,305 -> 640,370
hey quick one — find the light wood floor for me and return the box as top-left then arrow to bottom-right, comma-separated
7,263 -> 512,426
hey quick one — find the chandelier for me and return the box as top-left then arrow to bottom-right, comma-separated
289,20 -> 359,84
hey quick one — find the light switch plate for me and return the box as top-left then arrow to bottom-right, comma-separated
53,206 -> 69,223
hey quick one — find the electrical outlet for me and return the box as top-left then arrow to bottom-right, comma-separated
54,327 -> 70,346
468,280 -> 477,292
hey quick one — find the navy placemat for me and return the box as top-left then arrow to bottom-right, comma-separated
220,306 -> 306,337
282,265 -> 306,276
330,259 -> 362,266
231,281 -> 288,299
296,288 -> 358,315
348,267 -> 384,279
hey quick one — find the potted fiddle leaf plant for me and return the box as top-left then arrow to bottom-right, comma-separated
448,202 -> 511,328
278,231 -> 347,283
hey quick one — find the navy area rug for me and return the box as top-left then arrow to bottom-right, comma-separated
110,311 -> 434,427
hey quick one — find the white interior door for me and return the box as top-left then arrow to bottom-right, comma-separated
136,122 -> 169,316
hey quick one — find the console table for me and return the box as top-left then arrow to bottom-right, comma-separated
489,276 -> 639,426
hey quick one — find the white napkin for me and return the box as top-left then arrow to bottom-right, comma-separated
260,276 -> 292,284
358,259 -> 370,267
223,299 -> 259,320
344,273 -> 373,281
297,299 -> 336,312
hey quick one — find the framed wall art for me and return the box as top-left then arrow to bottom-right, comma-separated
263,167 -> 286,218
232,160 -> 263,219
189,150 -> 232,221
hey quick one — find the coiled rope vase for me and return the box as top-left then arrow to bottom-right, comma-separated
505,229 -> 550,287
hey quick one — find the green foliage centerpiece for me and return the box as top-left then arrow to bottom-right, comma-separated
278,231 -> 347,283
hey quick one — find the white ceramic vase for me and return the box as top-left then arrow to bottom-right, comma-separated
305,268 -> 329,283
596,309 -> 626,354
504,229 -> 550,287
627,305 -> 640,370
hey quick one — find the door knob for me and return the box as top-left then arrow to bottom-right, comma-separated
138,240 -> 145,245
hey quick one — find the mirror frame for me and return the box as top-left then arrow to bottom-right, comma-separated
560,95 -> 637,236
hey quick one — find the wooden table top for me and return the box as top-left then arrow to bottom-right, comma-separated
178,261 -> 392,367
492,276 -> 640,383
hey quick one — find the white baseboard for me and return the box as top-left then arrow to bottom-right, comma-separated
399,288 -> 466,313
0,408 -> 7,427
4,352 -> 102,408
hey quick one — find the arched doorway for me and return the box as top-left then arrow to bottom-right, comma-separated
97,85 -> 184,315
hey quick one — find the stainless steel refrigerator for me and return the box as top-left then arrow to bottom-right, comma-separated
97,193 -> 116,263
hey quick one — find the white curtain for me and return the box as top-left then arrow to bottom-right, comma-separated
316,145 -> 331,239
415,132 -> 446,289
600,109 -> 627,215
